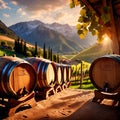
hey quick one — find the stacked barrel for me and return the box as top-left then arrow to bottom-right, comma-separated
0,56 -> 71,100
25,57 -> 57,89
25,57 -> 71,90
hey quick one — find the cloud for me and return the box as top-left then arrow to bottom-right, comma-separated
3,13 -> 10,18
17,8 -> 26,16
11,1 -> 18,5
0,0 -> 11,9
10,0 -> 69,11
9,0 -> 80,25
53,12 -> 64,21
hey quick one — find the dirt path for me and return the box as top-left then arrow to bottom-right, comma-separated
3,88 -> 120,120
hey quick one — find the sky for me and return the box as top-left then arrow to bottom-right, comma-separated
0,0 -> 80,27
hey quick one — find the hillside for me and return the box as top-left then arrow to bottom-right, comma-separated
0,35 -> 14,42
0,20 -> 18,40
71,43 -> 112,63
0,20 -> 34,48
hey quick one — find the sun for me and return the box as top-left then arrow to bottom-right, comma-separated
100,34 -> 113,53
102,34 -> 111,45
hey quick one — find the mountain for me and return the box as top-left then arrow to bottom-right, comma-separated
9,20 -> 97,53
0,20 -> 18,40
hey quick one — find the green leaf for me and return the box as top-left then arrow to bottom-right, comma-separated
76,24 -> 82,30
78,16 -> 83,22
79,34 -> 85,39
101,13 -> 111,24
77,29 -> 83,34
103,6 -> 110,13
70,2 -> 75,8
80,8 -> 86,16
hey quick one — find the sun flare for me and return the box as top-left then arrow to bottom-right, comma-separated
101,34 -> 113,53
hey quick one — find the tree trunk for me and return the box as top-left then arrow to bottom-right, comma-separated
115,4 -> 120,54
101,0 -> 120,54
109,0 -> 120,54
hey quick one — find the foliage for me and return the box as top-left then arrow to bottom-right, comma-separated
70,0 -> 111,41
48,46 -> 51,60
0,50 -> 4,56
0,49 -> 24,57
70,59 -> 95,89
50,48 -> 52,61
23,41 -> 27,55
0,40 -> 13,50
1,41 -> 7,46
26,50 -> 32,57
34,41 -> 38,56
53,54 -> 57,62
71,60 -> 91,75
43,43 -> 47,58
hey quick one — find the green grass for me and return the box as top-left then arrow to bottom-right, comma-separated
0,50 -> 4,55
0,49 -> 24,57
81,79 -> 96,89
70,77 -> 96,90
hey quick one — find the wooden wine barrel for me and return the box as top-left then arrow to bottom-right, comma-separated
0,56 -> 37,98
61,64 -> 68,83
54,63 -> 63,85
67,65 -> 72,81
61,64 -> 72,83
25,57 -> 57,88
89,54 -> 120,92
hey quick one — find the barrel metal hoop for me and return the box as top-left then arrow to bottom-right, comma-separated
42,62 -> 48,87
101,55 -> 120,63
37,61 -> 44,87
37,61 -> 43,74
1,61 -> 19,96
1,61 -> 13,95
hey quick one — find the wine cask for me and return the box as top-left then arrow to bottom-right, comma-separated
0,56 -> 37,98
25,57 -> 56,88
89,55 -> 120,92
